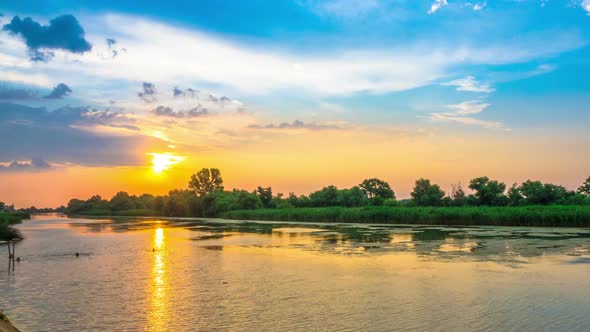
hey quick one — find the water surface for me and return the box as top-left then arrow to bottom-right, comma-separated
1,214 -> 590,331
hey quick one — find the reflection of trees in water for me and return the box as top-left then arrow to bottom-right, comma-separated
69,218 -> 590,262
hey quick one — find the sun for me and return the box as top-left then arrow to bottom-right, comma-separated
148,153 -> 185,174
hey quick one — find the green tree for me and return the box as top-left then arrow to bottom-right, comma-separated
338,186 -> 369,207
450,182 -> 466,206
579,176 -> 590,196
468,176 -> 507,206
410,178 -> 445,206
256,186 -> 275,208
188,168 -> 224,196
507,183 -> 523,206
309,185 -> 340,207
0,201 -> 5,210
359,178 -> 395,204
519,180 -> 571,205
110,191 -> 135,211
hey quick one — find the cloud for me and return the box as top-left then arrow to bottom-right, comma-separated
442,76 -> 494,93
465,2 -> 486,11
249,120 -> 339,130
151,105 -> 209,118
138,82 -> 156,102
2,15 -> 92,62
0,85 -> 37,100
446,101 -> 490,115
428,0 -> 448,14
583,0 -> 590,15
0,158 -> 51,172
301,0 -> 380,18
173,87 -> 199,98
44,83 -> 72,99
429,101 -> 507,129
0,103 -> 166,166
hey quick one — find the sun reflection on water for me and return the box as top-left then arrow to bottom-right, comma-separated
149,227 -> 169,331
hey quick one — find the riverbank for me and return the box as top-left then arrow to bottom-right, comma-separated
221,205 -> 590,227
0,311 -> 20,332
0,212 -> 28,241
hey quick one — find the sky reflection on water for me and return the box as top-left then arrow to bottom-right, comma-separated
1,214 -> 589,331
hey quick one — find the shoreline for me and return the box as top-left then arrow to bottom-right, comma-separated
0,311 -> 20,332
63,205 -> 590,228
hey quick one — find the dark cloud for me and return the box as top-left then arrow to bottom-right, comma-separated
173,87 -> 198,98
105,38 -> 125,58
0,85 -> 38,100
151,105 -> 208,118
2,15 -> 92,62
0,103 -> 165,166
138,82 -> 156,102
44,83 -> 72,99
0,158 -> 51,172
249,120 -> 338,130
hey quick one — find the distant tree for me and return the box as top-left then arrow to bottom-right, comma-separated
188,168 -> 224,197
359,178 -> 395,204
507,183 -> 524,206
450,182 -> 466,206
579,176 -> 590,196
110,191 -> 135,211
66,198 -> 85,214
410,178 -> 445,206
256,186 -> 275,208
0,201 -> 5,210
468,176 -> 507,206
309,186 -> 340,207
338,186 -> 369,207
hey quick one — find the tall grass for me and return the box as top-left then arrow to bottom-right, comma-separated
221,205 -> 590,227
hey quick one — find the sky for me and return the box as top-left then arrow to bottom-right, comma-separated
0,0 -> 589,207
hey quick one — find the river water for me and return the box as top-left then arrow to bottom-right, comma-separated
1,214 -> 589,331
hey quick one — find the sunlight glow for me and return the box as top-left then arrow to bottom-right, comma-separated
148,153 -> 185,174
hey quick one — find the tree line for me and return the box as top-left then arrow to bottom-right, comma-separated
64,169 -> 590,217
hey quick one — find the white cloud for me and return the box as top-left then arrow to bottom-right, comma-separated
428,0 -> 448,14
446,100 -> 490,114
301,0 -> 380,18
429,100 -> 507,130
442,76 -> 494,93
583,0 -> 590,14
0,13 -> 583,100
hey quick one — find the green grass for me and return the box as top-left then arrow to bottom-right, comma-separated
221,205 -> 590,227
78,209 -> 158,217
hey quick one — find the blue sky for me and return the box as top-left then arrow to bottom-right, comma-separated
1,0 -> 590,206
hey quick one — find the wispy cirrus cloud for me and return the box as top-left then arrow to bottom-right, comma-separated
442,76 -> 494,93
429,100 -> 507,130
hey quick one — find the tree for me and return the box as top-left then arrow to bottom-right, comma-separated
359,178 -> 395,204
338,186 -> 368,207
309,186 -> 340,207
188,168 -> 224,197
579,176 -> 590,196
507,183 -> 523,206
110,191 -> 135,211
256,186 -> 275,208
410,178 -> 445,206
450,182 -> 466,206
468,176 -> 507,206
0,201 -> 5,211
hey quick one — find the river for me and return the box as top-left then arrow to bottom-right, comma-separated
1,214 -> 589,331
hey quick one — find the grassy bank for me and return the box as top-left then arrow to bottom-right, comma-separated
77,209 -> 158,217
0,212 -> 28,241
221,205 -> 590,227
